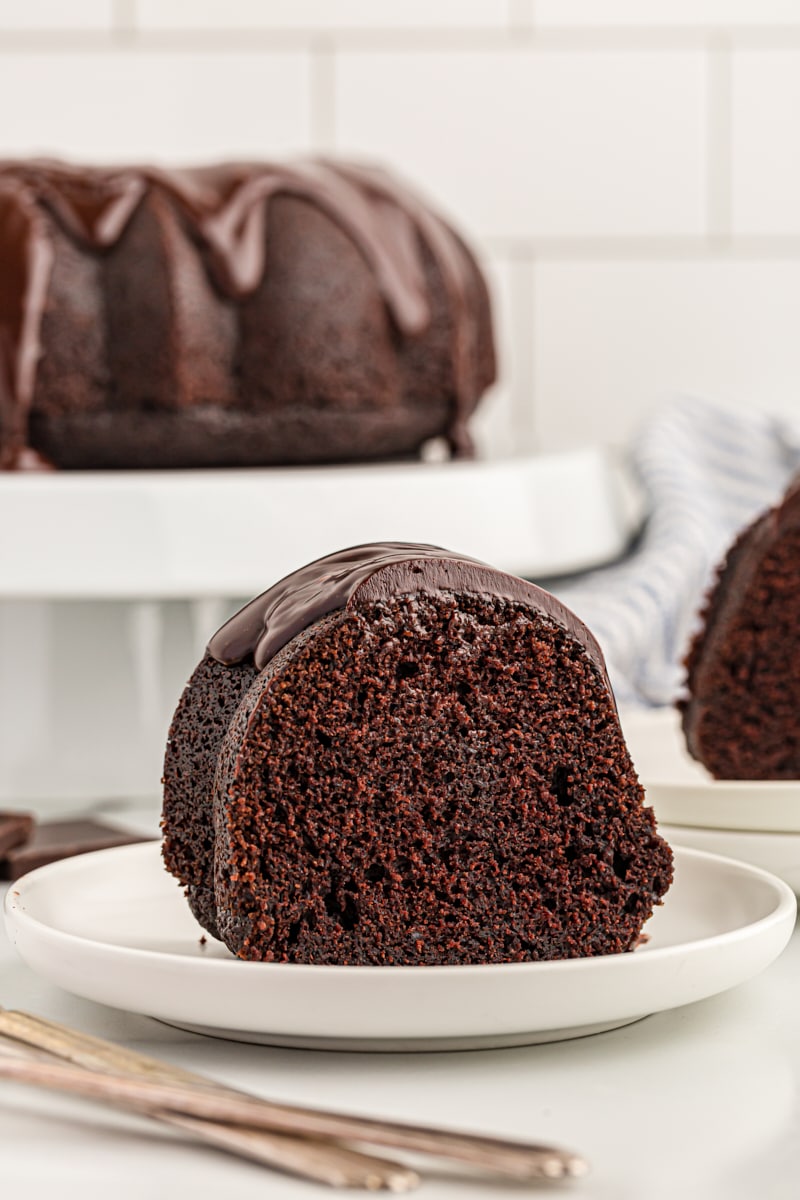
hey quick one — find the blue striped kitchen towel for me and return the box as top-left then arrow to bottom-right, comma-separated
555,395 -> 800,709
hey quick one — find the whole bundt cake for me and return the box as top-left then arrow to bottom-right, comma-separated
681,476 -> 800,780
0,159 -> 495,470
162,543 -> 673,965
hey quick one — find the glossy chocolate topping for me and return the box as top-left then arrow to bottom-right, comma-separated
0,182 -> 53,463
207,542 -> 609,681
0,158 -> 485,468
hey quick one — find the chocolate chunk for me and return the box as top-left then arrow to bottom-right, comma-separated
0,819 -> 149,881
0,810 -> 35,857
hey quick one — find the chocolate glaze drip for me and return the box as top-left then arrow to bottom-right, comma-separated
208,542 -> 609,684
0,158 -> 486,469
0,182 -> 54,464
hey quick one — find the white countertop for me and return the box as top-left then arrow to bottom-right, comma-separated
1,878 -> 798,1200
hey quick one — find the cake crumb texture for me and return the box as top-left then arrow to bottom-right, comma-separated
165,590 -> 672,965
682,479 -> 800,780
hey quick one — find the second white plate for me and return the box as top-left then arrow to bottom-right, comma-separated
4,842 -> 795,1051
661,824 -> 800,895
622,708 -> 800,834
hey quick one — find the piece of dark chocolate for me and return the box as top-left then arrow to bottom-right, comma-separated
0,810 -> 35,857
0,819 -> 150,881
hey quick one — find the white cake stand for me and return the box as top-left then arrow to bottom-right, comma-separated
0,448 -> 641,807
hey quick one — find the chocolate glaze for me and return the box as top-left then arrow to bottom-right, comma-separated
208,542 -> 609,682
0,182 -> 54,465
0,158 -> 487,468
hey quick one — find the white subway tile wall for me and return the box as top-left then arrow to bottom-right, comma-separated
469,254 -> 523,460
0,0 -> 797,454
534,2 -> 800,28
334,50 -> 707,239
136,1 -> 509,32
0,1 -> 112,30
0,51 -> 312,160
732,50 -> 800,235
534,259 -> 800,451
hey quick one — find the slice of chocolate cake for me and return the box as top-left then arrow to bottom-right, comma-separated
162,544 -> 673,965
681,476 -> 800,780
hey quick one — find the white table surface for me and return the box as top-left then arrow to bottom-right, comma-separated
1,871 -> 799,1200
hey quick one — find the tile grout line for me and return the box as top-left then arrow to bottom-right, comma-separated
509,255 -> 538,454
3,27 -> 800,54
481,236 -> 800,261
310,37 -> 336,152
526,255 -> 539,454
706,32 -> 733,243
111,0 -> 137,46
508,0 -> 535,31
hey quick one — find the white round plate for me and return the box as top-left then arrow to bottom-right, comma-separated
0,448 -> 639,599
4,842 -> 794,1051
622,708 -> 800,834
662,825 -> 800,896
